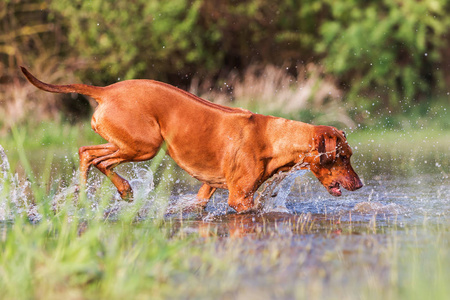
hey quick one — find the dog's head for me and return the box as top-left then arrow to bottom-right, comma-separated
306,125 -> 363,196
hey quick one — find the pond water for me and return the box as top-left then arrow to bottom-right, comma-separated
159,166 -> 448,298
165,172 -> 449,236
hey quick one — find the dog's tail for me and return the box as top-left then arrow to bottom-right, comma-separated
20,66 -> 104,102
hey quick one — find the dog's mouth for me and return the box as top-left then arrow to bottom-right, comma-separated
328,182 -> 342,197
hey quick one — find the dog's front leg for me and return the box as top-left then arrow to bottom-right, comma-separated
195,184 -> 217,209
226,166 -> 265,213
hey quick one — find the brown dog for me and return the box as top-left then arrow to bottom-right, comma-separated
21,67 -> 363,213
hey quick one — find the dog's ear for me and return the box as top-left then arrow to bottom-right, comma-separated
317,133 -> 337,165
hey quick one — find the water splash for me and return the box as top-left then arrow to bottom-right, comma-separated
353,201 -> 407,214
0,145 -> 38,222
0,145 -> 161,222
263,170 -> 308,213
83,164 -> 161,220
254,169 -> 308,213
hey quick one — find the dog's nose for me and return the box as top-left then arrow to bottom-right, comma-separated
354,178 -> 363,190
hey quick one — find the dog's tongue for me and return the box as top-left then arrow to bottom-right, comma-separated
330,186 -> 342,196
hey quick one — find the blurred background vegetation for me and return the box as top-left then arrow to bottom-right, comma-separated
1,3 -> 450,299
1,0 -> 449,131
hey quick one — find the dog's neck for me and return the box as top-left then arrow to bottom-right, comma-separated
264,117 -> 316,174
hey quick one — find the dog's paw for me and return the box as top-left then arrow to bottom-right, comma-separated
119,190 -> 134,202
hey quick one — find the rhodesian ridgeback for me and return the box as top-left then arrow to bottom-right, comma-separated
21,67 -> 363,213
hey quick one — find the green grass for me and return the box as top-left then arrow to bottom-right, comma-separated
348,126 -> 450,178
1,205 -> 449,299
0,217 -> 194,299
1,121 -> 103,173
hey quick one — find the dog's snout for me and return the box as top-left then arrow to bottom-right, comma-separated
341,176 -> 363,192
355,178 -> 363,190
349,177 -> 363,191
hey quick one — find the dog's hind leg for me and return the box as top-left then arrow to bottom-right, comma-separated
79,143 -> 119,186
78,143 -> 133,200
94,156 -> 133,200
79,133 -> 163,201
78,144 -> 136,200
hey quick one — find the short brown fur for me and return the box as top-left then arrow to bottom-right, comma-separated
21,67 -> 362,213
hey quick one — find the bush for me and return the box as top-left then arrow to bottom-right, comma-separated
49,0 -> 222,83
49,0 -> 450,107
2,0 -> 449,123
317,0 -> 450,108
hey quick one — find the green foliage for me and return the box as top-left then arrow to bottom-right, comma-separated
2,0 -> 449,124
317,0 -> 450,107
49,0 -> 221,82
47,0 -> 450,108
